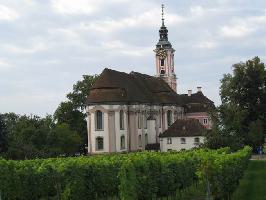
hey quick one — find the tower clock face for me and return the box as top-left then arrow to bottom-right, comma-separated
156,48 -> 167,59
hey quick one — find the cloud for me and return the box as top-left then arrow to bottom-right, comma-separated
220,11 -> 266,38
0,5 -> 19,21
1,0 -> 266,116
4,42 -> 49,55
51,0 -> 131,15
196,41 -> 218,49
0,58 -> 12,71
78,8 -> 184,34
221,24 -> 254,38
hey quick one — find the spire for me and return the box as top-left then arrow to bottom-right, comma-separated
161,4 -> 165,26
156,4 -> 172,48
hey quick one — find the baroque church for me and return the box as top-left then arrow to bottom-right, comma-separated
86,5 -> 214,154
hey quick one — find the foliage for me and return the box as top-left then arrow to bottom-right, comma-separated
66,75 -> 99,110
0,147 -> 251,200
207,57 -> 266,149
54,75 -> 99,152
47,123 -> 82,156
1,113 -> 81,160
0,114 -> 8,153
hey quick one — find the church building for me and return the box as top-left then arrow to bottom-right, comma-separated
86,5 -> 214,153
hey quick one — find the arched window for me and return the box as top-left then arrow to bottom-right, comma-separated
95,110 -> 104,130
145,134 -> 148,146
167,110 -> 172,127
138,135 -> 142,147
194,137 -> 200,145
96,137 -> 104,150
120,110 -> 124,130
120,135 -> 125,150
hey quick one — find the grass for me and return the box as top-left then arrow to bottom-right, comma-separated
232,160 -> 266,200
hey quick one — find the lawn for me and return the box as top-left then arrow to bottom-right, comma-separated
232,160 -> 266,200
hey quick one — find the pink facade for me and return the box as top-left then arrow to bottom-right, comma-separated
186,112 -> 212,129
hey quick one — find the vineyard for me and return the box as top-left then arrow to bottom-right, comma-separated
0,146 -> 251,200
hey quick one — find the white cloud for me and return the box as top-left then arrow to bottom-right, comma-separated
197,41 -> 218,49
221,23 -> 254,38
4,42 -> 49,55
101,40 -> 125,49
0,58 -> 12,71
79,8 -> 184,34
101,40 -> 151,57
121,47 -> 151,57
51,0 -> 101,15
0,5 -> 19,21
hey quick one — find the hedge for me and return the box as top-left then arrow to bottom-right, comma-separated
0,147 -> 251,200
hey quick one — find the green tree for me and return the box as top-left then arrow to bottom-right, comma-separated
47,123 -> 81,156
247,119 -> 264,149
218,56 -> 266,147
6,114 -> 50,159
54,75 -> 98,153
0,114 -> 8,153
67,75 -> 99,110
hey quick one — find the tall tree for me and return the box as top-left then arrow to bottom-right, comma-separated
0,114 -> 8,153
219,56 -> 266,147
54,75 -> 98,153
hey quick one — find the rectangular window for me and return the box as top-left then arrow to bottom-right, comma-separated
159,113 -> 162,128
160,59 -> 165,66
120,136 -> 125,150
144,115 -> 147,129
167,138 -> 172,144
120,110 -> 124,130
203,118 -> 208,125
180,138 -> 186,144
194,137 -> 200,145
138,113 -> 141,129
96,137 -> 104,150
167,110 -> 172,127
95,110 -> 103,130
138,135 -> 142,147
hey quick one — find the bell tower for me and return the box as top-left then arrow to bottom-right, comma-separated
154,4 -> 177,92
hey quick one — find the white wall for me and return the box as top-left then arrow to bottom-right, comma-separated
90,110 -> 109,154
86,104 -> 185,154
160,136 -> 205,152
115,109 -> 128,152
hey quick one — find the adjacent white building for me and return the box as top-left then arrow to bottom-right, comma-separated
159,119 -> 206,152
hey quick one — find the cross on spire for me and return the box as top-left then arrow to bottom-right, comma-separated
161,4 -> 165,26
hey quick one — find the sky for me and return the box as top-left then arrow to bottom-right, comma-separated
0,0 -> 266,116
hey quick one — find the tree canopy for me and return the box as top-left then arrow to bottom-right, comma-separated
209,57 -> 266,149
0,74 -> 98,159
54,74 -> 98,153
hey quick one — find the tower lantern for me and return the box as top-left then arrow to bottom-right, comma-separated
154,4 -> 177,92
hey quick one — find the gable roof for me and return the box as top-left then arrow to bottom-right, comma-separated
159,119 -> 206,138
86,68 -> 184,105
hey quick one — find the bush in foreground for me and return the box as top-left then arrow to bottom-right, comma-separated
0,147 -> 251,200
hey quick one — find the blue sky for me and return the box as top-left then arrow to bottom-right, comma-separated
0,0 -> 266,116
